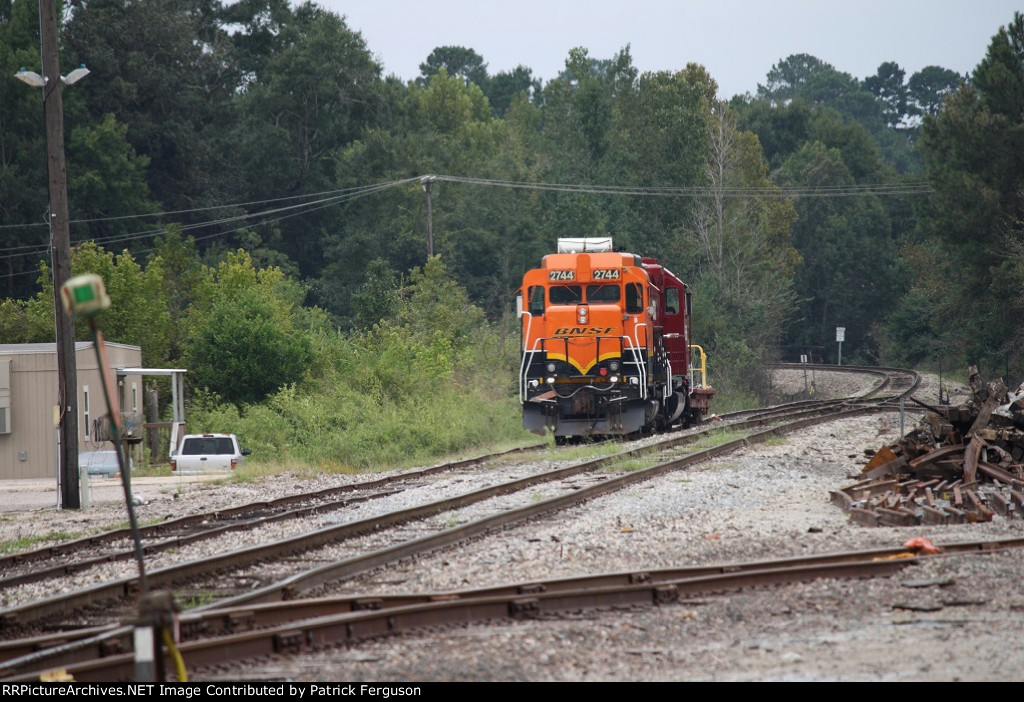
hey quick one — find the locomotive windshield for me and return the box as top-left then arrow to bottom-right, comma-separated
549,285 -> 583,304
549,284 -> 623,304
586,284 -> 620,303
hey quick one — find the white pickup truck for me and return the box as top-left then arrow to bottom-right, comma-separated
171,433 -> 250,475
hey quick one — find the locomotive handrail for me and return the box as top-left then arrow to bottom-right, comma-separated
520,311 -> 533,353
522,321 -> 651,403
689,344 -> 709,390
519,311 -> 537,403
519,342 -> 547,403
519,312 -> 531,402
629,324 -> 649,400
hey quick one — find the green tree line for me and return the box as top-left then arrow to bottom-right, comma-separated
2,1 -> 1022,466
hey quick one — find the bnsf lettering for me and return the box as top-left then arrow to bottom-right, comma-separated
549,270 -> 576,280
593,268 -> 621,279
555,327 -> 615,335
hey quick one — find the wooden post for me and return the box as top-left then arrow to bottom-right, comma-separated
40,0 -> 79,508
423,176 -> 435,259
145,383 -> 160,459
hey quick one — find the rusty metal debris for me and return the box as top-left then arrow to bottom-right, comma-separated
832,366 -> 1024,526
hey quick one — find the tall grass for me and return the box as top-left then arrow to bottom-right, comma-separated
189,318 -> 535,473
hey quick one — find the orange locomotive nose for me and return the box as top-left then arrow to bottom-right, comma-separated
545,303 -> 623,375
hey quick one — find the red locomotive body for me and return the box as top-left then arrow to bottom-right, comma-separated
517,238 -> 713,439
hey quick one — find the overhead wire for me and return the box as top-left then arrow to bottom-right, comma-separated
0,172 -> 932,277
68,179 -> 420,226
0,178 -> 419,265
0,181 -> 412,233
434,174 -> 934,198
77,178 -> 412,249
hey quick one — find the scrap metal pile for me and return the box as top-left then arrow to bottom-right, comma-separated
831,367 -> 1024,527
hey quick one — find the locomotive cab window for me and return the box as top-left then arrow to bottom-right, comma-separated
625,283 -> 644,314
586,284 -> 620,303
549,285 -> 583,305
665,288 -> 680,315
528,286 -> 545,315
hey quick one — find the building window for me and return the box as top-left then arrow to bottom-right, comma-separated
132,383 -> 138,411
83,386 -> 90,438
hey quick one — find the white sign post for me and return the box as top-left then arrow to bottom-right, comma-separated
836,327 -> 845,366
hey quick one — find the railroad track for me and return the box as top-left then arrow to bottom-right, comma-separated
0,393 -> 889,624
1,364 -> 909,597
6,534 -> 1024,682
0,394 -> 892,633
0,444 -> 552,592
0,399 -> 814,593
0,365 -> 927,680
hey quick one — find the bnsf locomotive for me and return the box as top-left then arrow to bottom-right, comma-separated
517,238 -> 713,440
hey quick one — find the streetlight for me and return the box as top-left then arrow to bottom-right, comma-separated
14,64 -> 89,87
13,0 -> 89,509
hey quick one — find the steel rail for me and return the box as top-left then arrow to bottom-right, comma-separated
0,388 -> 882,633
0,444 -> 546,587
0,366 -> 891,584
0,366 -> 921,676
0,368 -> 914,638
9,533 -> 1024,681
6,532 -> 1010,668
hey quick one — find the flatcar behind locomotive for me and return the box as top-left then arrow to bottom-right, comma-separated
517,238 -> 714,440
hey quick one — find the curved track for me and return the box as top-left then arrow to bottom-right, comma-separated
0,365 -> 927,680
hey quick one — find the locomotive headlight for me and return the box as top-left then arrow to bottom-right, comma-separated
528,379 -> 540,388
546,362 -> 557,373
610,375 -> 619,383
609,361 -> 620,372
546,377 -> 556,385
629,377 -> 639,386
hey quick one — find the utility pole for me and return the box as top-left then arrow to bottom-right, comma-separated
40,0 -> 80,508
422,176 -> 435,258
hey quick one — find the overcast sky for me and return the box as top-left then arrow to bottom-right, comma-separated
321,0 -> 1021,99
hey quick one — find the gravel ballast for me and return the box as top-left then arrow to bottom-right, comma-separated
4,372 -> 1023,681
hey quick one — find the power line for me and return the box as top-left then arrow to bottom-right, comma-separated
0,178 -> 419,258
0,182 -> 408,277
435,175 -> 934,198
68,179 -> 420,225
0,184 -> 402,231
0,172 -> 933,268
0,222 -> 49,231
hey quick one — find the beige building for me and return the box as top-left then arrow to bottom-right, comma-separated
0,342 -> 142,480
